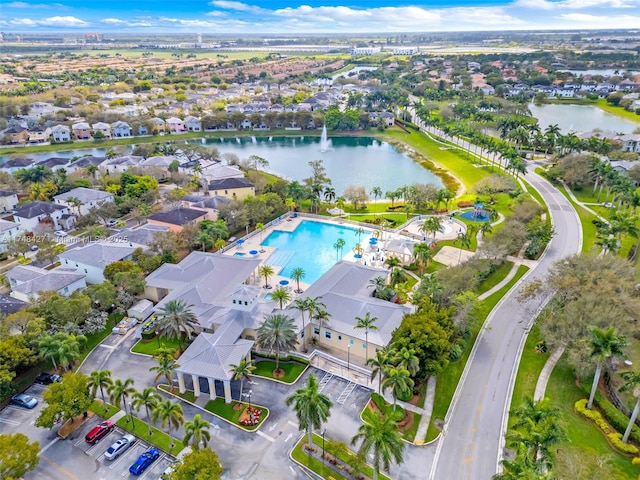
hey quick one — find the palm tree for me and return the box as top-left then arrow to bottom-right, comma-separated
37,335 -> 61,370
195,231 -> 212,252
389,267 -> 408,288
371,186 -> 382,215
368,348 -> 395,395
324,186 -> 336,204
259,264 -> 274,289
455,232 -> 472,265
132,387 -> 160,436
66,196 -> 83,216
587,326 -> 627,409
152,400 -> 184,448
333,238 -> 345,262
88,370 -> 113,412
285,374 -> 333,447
256,222 -> 266,252
354,313 -> 379,364
394,347 -> 419,377
382,367 -> 414,409
108,378 -> 136,421
619,370 -> 640,443
256,314 -> 298,375
155,300 -> 199,352
310,307 -> 331,330
229,358 -> 256,401
351,411 -> 405,480
290,267 -> 306,293
421,216 -> 442,241
271,286 -> 291,309
384,256 -> 402,269
149,353 -> 180,389
183,414 -> 211,450
412,243 -> 433,273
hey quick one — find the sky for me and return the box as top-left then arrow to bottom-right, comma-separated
1,0 -> 640,34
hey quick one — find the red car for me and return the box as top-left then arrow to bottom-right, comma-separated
85,420 -> 115,444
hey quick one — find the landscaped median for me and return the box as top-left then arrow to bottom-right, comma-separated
360,393 -> 421,444
290,432 -> 392,480
251,353 -> 309,384
158,385 -> 269,432
130,335 -> 186,357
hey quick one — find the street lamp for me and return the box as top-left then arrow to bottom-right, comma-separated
347,344 -> 351,376
320,428 -> 326,470
248,389 -> 253,410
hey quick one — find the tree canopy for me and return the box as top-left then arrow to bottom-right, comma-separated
0,433 -> 39,480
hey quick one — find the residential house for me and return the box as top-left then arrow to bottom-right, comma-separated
72,122 -> 92,140
0,190 -> 18,213
66,155 -> 106,173
6,265 -> 86,302
36,157 -> 69,171
0,219 -> 23,253
150,117 -> 166,134
166,117 -> 186,134
99,155 -> 144,174
115,224 -> 170,249
0,294 -> 28,315
197,163 -> 245,182
181,194 -> 230,220
0,157 -> 34,173
111,121 -> 132,138
92,122 -> 111,139
184,116 -> 202,132
58,243 -> 136,284
147,207 -> 208,233
53,187 -> 114,216
50,125 -> 71,143
620,134 -> 640,153
13,201 -> 73,232
208,177 -> 255,200
27,125 -> 51,144
3,127 -> 28,145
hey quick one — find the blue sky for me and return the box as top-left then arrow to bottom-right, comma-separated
2,0 -> 640,33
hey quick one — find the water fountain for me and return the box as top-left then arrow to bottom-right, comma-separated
251,136 -> 257,143
320,125 -> 331,153
236,137 -> 241,143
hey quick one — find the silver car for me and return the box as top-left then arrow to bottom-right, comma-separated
104,434 -> 135,460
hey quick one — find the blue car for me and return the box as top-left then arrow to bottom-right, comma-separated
129,447 -> 160,475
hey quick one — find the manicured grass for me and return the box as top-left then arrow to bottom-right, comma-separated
424,260 -> 446,274
115,415 -> 183,456
477,261 -> 514,295
158,385 -> 196,404
547,358 -> 639,479
594,98 -> 640,123
89,400 -> 119,420
131,335 -> 184,356
76,313 -> 122,368
508,325 -> 549,428
204,397 -> 268,431
426,265 -> 530,442
252,360 -> 307,384
555,183 -> 600,253
361,393 -> 420,443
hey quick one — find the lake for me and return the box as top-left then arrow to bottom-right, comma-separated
558,69 -> 639,77
1,136 -> 443,195
528,103 -> 640,134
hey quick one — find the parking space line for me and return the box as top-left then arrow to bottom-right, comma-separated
120,444 -> 149,477
138,453 -> 165,480
108,440 -> 139,469
38,437 -> 59,455
0,417 -> 20,426
85,430 -> 119,455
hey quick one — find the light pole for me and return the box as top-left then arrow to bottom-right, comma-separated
347,344 -> 351,377
320,428 -> 326,472
128,402 -> 135,428
248,389 -> 253,410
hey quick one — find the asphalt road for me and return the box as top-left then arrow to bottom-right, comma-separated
429,169 -> 582,479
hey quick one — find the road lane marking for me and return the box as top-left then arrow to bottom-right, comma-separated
39,437 -> 59,455
285,433 -> 293,442
41,454 -> 80,480
257,430 -> 275,443
0,417 -> 20,426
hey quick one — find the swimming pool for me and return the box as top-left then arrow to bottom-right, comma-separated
262,220 -> 367,284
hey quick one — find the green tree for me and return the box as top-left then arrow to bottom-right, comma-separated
88,370 -> 113,412
394,346 -> 420,377
183,414 -> 211,450
368,347 -> 395,396
170,447 -> 222,480
381,367 -> 414,408
108,378 -> 136,421
0,433 -> 39,480
354,312 -> 378,364
333,238 -> 345,262
587,326 -> 626,409
152,400 -> 184,448
285,374 -> 333,446
150,352 -> 180,389
85,282 -> 118,311
256,314 -> 298,375
36,372 -> 93,428
271,286 -> 291,309
229,358 -> 256,401
351,411 -> 405,480
155,300 -> 199,352
259,264 -> 274,289
132,387 -> 160,436
289,267 -> 306,294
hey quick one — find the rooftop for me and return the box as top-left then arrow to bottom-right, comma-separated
54,187 -> 113,204
14,201 -> 66,219
208,177 -> 254,190
59,242 -> 136,268
148,207 -> 207,226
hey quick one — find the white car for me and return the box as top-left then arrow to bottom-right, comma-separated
104,434 -> 135,460
54,230 -> 68,238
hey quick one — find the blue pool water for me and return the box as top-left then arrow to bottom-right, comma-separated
458,211 -> 490,222
261,220 -> 368,284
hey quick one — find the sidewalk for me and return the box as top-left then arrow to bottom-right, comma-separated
413,377 -> 436,445
533,347 -> 565,402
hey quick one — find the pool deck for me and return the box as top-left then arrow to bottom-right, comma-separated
222,214 -> 465,292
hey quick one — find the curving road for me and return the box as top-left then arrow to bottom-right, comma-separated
427,168 -> 582,479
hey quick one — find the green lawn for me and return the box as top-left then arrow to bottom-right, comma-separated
426,265 -> 530,442
130,336 -> 184,356
115,416 -> 183,456
547,358 -> 639,479
158,385 -> 196,404
554,183 -> 601,253
477,261 -> 514,295
252,360 -> 307,384
204,397 -> 268,431
89,400 -> 119,420
361,393 -> 420,443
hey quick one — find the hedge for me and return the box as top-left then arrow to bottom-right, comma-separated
594,390 -> 640,445
251,352 -> 310,365
575,399 -> 639,455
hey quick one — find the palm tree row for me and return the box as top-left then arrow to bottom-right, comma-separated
37,332 -> 87,372
367,345 -> 419,405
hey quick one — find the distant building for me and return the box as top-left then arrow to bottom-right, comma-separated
6,265 -> 86,302
351,46 -> 382,56
53,187 -> 114,216
147,207 -> 208,233
59,243 -> 136,284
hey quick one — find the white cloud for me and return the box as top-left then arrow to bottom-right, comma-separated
204,11 -> 227,17
101,18 -> 124,24
45,16 -> 89,26
5,2 -> 67,8
8,18 -> 38,26
101,17 -> 154,27
514,0 -> 635,9
557,12 -> 640,25
209,1 -> 266,14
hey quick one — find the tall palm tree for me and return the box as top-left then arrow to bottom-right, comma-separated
259,264 -> 274,289
310,307 -> 331,330
354,313 -> 378,364
333,238 -> 345,262
384,256 -> 402,269
587,326 -> 627,409
271,286 -> 291,309
389,267 -> 408,287
351,411 -> 405,480
183,414 -> 211,450
256,314 -> 298,375
152,400 -> 184,448
394,347 -> 419,377
37,335 -> 61,370
88,370 -> 113,412
382,367 -> 414,408
421,216 -> 443,241
371,186 -> 382,215
413,243 -> 433,274
290,267 -> 306,293
108,378 -> 136,421
285,374 -> 333,446
368,348 -> 395,395
229,358 -> 255,401
324,186 -> 336,204
619,370 -> 640,443
155,300 -> 199,352
255,222 -> 265,252
149,354 -> 180,389
132,387 -> 160,436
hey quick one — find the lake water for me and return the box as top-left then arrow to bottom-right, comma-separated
528,103 -> 640,134
1,136 -> 442,195
558,69 -> 639,77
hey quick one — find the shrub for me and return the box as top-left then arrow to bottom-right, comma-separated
594,390 -> 640,445
608,432 -> 639,455
141,329 -> 157,341
632,457 -> 640,465
576,398 -> 640,454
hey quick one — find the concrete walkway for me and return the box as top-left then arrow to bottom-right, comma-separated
560,180 -> 607,223
533,347 -> 565,402
414,377 -> 436,445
